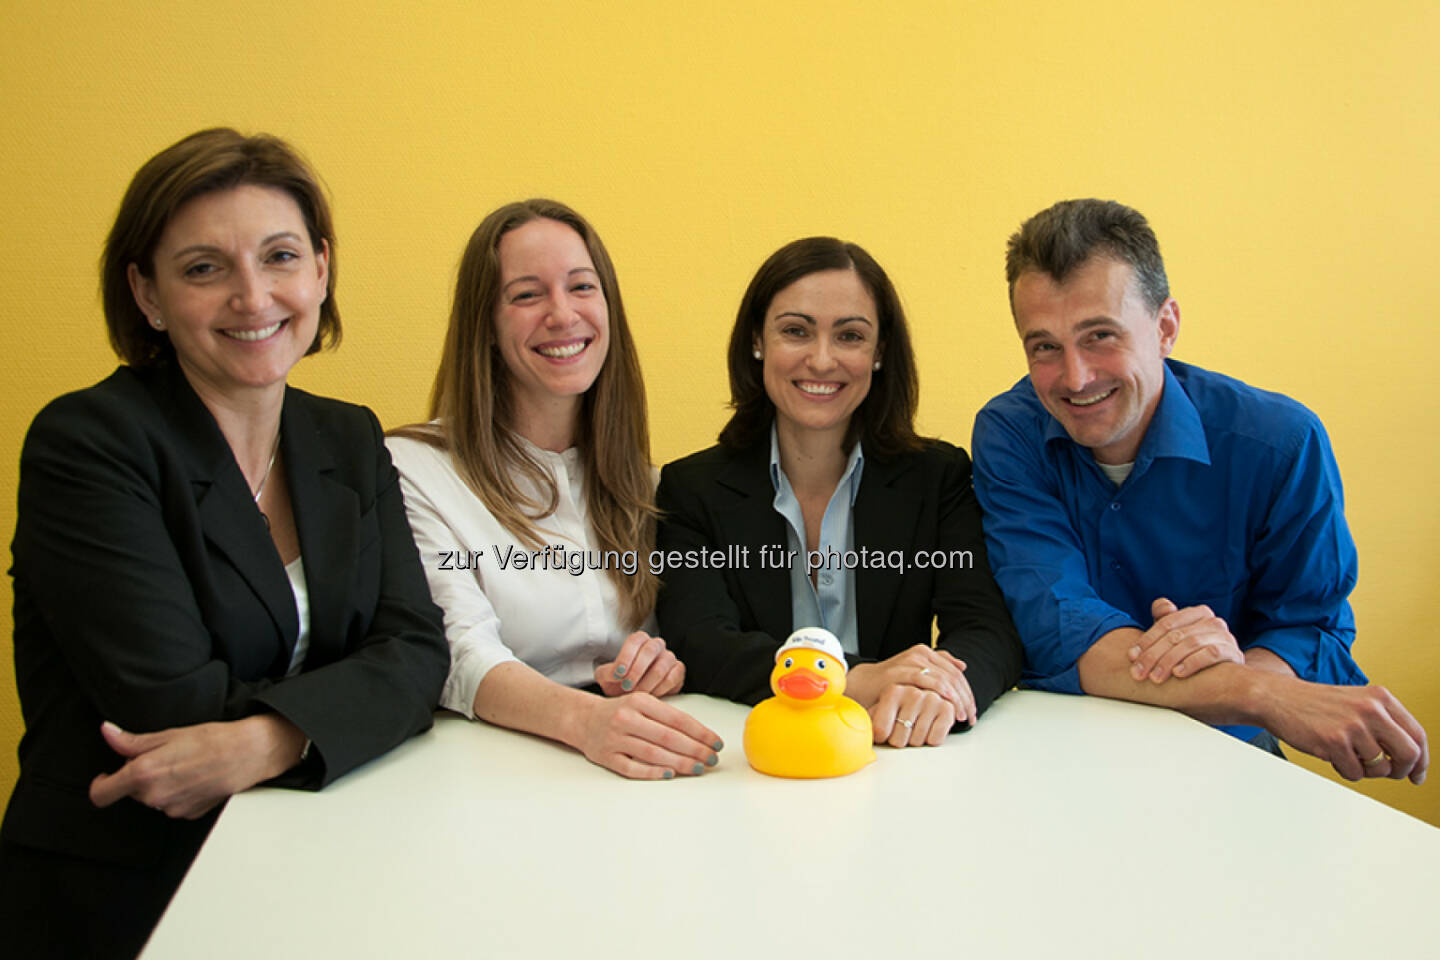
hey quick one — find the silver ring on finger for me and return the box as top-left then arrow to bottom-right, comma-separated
898,718 -> 915,729
920,667 -> 932,676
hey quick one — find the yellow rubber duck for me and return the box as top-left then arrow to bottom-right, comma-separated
744,627 -> 875,778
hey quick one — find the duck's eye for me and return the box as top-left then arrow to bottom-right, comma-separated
783,657 -> 793,668
815,658 -> 827,670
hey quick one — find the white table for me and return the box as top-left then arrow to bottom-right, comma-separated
144,692 -> 1440,959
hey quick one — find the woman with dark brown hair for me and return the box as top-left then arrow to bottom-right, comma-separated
0,129 -> 448,958
656,236 -> 1024,747
388,199 -> 722,780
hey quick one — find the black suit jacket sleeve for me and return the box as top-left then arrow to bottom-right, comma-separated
249,406 -> 451,787
923,443 -> 1027,719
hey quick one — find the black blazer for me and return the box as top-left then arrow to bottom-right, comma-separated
655,436 -> 1024,714
3,364 -> 447,876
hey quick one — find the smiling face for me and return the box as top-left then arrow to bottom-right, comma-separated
1013,256 -> 1179,465
128,184 -> 328,405
756,268 -> 879,446
493,218 -> 609,432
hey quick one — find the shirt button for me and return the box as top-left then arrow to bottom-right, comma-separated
1109,502 -> 1121,511
821,574 -> 833,586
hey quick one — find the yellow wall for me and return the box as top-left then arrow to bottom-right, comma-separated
2,1 -> 1437,825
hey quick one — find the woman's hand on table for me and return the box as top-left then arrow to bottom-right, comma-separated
869,686 -> 959,747
89,715 -> 308,819
845,644 -> 975,738
573,691 -> 722,780
594,631 -> 685,697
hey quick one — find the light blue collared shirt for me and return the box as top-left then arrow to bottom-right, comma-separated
768,424 -> 865,654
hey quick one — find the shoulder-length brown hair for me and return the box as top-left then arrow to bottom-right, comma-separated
718,236 -> 921,457
102,127 -> 340,366
392,199 -> 656,628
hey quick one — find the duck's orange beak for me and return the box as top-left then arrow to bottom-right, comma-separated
777,668 -> 828,700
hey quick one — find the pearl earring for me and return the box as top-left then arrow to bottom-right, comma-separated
753,349 -> 762,360
150,317 -> 165,331
873,361 -> 882,370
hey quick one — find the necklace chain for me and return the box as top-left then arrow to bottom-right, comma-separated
253,429 -> 281,506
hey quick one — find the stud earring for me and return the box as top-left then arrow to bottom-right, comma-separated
150,316 -> 165,331
873,360 -> 882,370
753,349 -> 762,360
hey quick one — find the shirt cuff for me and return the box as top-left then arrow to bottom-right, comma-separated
441,639 -> 520,719
1247,627 -> 1367,686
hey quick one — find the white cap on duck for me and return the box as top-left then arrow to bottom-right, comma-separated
775,626 -> 847,668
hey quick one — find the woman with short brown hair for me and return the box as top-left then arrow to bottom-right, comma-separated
0,128 -> 448,958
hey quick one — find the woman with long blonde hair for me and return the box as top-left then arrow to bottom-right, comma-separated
388,199 -> 721,779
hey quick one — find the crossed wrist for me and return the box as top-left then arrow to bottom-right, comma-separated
561,689 -> 606,752
1236,667 -> 1294,730
844,663 -> 878,707
248,714 -> 308,776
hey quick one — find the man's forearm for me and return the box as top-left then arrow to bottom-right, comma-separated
1079,626 -> 1428,784
1078,627 -> 1277,728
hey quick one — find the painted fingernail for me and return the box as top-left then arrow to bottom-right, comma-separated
706,753 -> 719,766
1128,646 -> 1141,660
713,739 -> 725,751
621,678 -> 634,691
613,664 -> 628,678
662,769 -> 674,779
692,763 -> 705,775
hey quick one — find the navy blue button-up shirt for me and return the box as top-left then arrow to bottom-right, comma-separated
973,360 -> 1366,740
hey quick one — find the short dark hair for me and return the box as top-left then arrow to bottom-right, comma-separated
102,128 -> 340,366
719,236 -> 920,457
1005,199 -> 1169,312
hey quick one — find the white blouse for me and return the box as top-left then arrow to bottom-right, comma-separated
387,432 -> 651,718
282,555 -> 311,677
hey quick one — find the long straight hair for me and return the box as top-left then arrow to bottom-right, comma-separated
392,200 -> 656,627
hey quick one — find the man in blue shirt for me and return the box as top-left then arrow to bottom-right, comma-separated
972,198 -> 1427,784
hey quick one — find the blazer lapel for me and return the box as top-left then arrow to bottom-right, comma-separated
281,391 -> 356,668
714,441 -> 793,642
853,453 -> 920,658
155,367 -> 299,664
